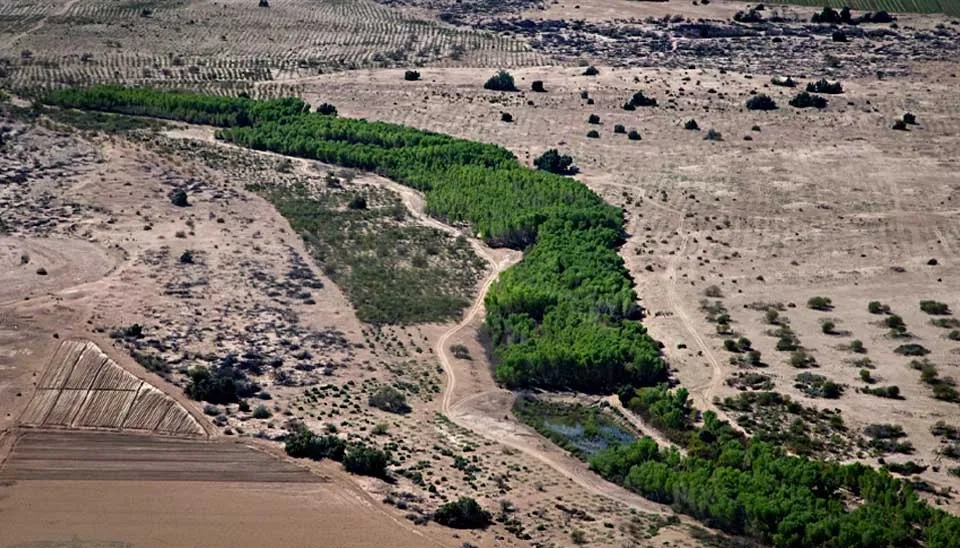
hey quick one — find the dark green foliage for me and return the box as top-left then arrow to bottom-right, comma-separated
931,421 -> 960,441
185,365 -> 258,404
860,369 -> 874,383
832,30 -> 848,42
111,323 -> 144,340
170,188 -> 189,207
434,497 -> 492,529
252,404 -> 272,419
588,414 -> 960,548
806,79 -> 843,94
347,195 -> 367,210
789,92 -> 828,109
807,296 -> 832,310
895,344 -> 929,356
55,86 -> 665,396
885,314 -> 908,336
868,301 -> 891,314
284,425 -> 347,461
588,113 -> 600,124
903,112 -> 917,125
343,444 -> 390,478
950,330 -> 960,341
684,119 -> 699,130
885,461 -> 927,475
794,372 -> 842,398
131,350 -> 170,375
179,250 -> 194,264
369,385 -> 411,414
533,148 -> 575,175
930,318 -> 960,329
586,129 -> 600,138
625,91 -> 657,108
628,130 -> 642,141
745,94 -> 777,111
500,111 -> 513,123
862,385 -> 902,399
613,124 -> 626,134
583,66 -> 599,76
621,386 -> 701,446
404,70 -> 421,81
45,108 -> 169,133
821,320 -> 836,334
920,300 -> 951,315
316,103 -> 337,116
483,70 -> 517,92
41,85 -> 308,126
531,80 -> 546,92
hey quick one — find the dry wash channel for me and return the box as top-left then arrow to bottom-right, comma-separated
19,339 -> 204,436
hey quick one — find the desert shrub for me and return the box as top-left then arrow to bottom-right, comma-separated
317,103 -> 338,116
745,94 -> 777,111
863,385 -> 901,399
170,188 -> 189,207
588,114 -> 601,124
704,285 -> 723,298
864,423 -> 906,439
533,149 -> 575,175
832,30 -> 848,42
790,349 -> 816,368
583,66 -> 599,76
860,369 -> 874,383
252,404 -> 272,419
902,112 -> 917,125
531,80 -> 546,92
949,330 -> 960,341
176,250 -> 194,264
931,421 -> 960,441
185,365 -> 258,404
885,314 -> 907,335
369,386 -> 411,414
346,195 -> 367,210
284,425 -> 347,461
849,339 -> 866,353
404,70 -> 421,81
628,130 -> 642,141
684,119 -> 700,130
885,461 -> 927,475
372,423 -> 389,435
484,71 -> 517,92
704,129 -> 722,141
770,76 -> 796,88
434,497 -> 492,529
450,344 -> 471,360
807,296 -> 833,311
614,124 -> 626,134
501,111 -> 513,123
789,92 -> 828,109
920,300 -> 950,315
586,130 -> 600,139
343,444 -> 390,478
930,318 -> 960,328
895,344 -> 929,356
892,119 -> 908,131
571,529 -> 587,545
624,91 -> 657,109
868,301 -> 891,314
132,351 -> 170,375
806,79 -> 843,94
765,309 -> 780,324
734,9 -> 764,22
112,323 -> 144,339
795,372 -> 842,398
821,320 -> 836,334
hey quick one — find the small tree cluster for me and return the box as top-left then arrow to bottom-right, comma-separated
433,497 -> 492,529
745,94 -> 777,111
623,91 -> 657,110
806,79 -> 843,94
343,445 -> 390,478
484,71 -> 517,92
789,92 -> 828,109
533,149 -> 575,175
369,385 -> 411,414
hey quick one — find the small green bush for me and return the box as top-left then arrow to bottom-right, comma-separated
588,114 -> 601,124
170,188 -> 189,207
745,94 -> 777,111
343,444 -> 390,478
807,296 -> 833,311
533,149 -> 574,175
586,130 -> 600,139
484,71 -> 517,92
433,497 -> 492,529
252,404 -> 272,419
849,339 -> 866,354
613,124 -> 626,134
403,70 -> 421,81
821,320 -> 836,334
369,386 -> 411,414
583,66 -> 599,76
868,301 -> 890,314
627,130 -> 642,141
895,344 -> 929,356
684,119 -> 699,130
920,300 -> 950,315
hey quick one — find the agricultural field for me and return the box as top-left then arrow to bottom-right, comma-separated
3,0 -> 960,546
771,0 -> 960,17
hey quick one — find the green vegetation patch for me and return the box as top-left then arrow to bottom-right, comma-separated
770,0 -> 960,17
251,181 -> 483,325
43,84 -> 665,392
